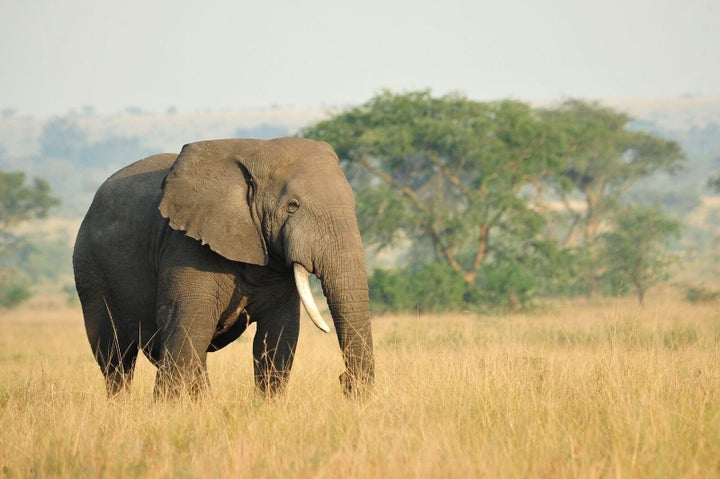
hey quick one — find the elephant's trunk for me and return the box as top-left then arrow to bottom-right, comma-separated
316,225 -> 375,398
321,257 -> 375,397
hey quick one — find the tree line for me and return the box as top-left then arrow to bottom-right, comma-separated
0,171 -> 59,307
0,90 -> 715,310
302,91 -> 686,311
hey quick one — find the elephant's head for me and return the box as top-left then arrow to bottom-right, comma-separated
158,138 -> 374,397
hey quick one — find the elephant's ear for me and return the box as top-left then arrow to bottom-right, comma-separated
159,141 -> 268,266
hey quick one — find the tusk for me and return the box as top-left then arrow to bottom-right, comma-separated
293,263 -> 331,333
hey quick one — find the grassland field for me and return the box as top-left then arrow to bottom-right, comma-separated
0,287 -> 718,478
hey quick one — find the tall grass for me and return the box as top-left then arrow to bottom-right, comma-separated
1,289 -> 718,478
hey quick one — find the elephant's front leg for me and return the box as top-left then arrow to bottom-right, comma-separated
154,300 -> 216,399
252,296 -> 301,397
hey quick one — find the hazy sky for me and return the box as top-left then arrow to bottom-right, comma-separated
1,0 -> 718,117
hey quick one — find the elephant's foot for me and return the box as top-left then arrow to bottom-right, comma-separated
104,369 -> 134,398
339,370 -> 373,400
153,364 -> 210,401
253,369 -> 289,399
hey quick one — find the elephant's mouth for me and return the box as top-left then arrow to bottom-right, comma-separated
293,263 -> 331,333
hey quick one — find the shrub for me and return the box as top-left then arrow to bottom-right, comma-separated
0,282 -> 31,308
369,262 -> 468,314
369,259 -> 543,314
685,286 -> 720,303
474,262 -> 537,311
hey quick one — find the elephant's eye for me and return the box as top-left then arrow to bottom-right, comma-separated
287,199 -> 300,214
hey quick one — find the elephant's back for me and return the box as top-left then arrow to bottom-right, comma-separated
87,153 -> 176,218
76,153 -> 178,261
107,153 -> 177,181
106,153 -> 177,188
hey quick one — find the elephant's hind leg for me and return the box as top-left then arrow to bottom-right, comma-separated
78,286 -> 139,397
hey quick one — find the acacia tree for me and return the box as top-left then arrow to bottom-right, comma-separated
303,91 -> 562,286
303,91 -> 687,311
0,169 -> 59,307
0,170 -> 59,251
535,101 -> 685,296
601,206 -> 680,304
539,100 -> 684,248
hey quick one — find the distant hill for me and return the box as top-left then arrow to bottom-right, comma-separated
3,95 -> 719,155
0,96 -> 718,218
603,96 -> 720,130
0,107 -> 331,158
0,97 -> 720,156
0,107 -> 333,216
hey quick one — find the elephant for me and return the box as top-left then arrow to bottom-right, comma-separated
72,138 -> 374,399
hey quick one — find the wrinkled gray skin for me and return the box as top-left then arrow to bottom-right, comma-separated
73,138 -> 374,399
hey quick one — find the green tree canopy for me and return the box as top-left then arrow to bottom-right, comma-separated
536,100 -> 685,296
0,169 -> 60,307
539,100 -> 685,248
302,91 -> 687,311
303,90 -> 562,285
0,169 -> 59,256
0,171 -> 59,231
601,206 -> 680,304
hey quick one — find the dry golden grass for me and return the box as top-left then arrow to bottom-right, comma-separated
1,288 -> 719,478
